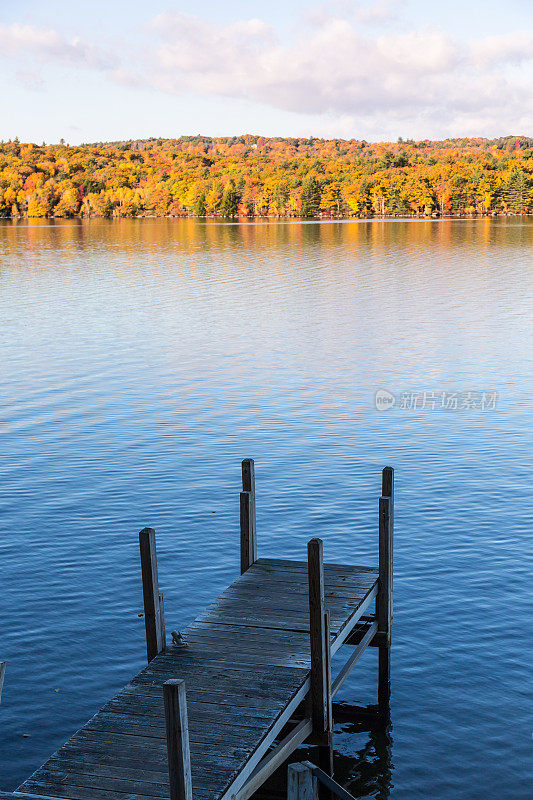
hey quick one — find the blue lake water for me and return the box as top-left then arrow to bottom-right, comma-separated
0,218 -> 532,798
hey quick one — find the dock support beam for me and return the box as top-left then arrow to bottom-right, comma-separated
377,467 -> 393,711
240,458 -> 257,573
287,763 -> 318,800
163,679 -> 193,800
308,538 -> 333,776
139,527 -> 166,663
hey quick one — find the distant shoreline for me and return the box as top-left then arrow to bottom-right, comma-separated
2,136 -> 532,220
4,211 -> 532,222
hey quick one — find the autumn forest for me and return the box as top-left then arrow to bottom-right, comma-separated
2,134 -> 533,220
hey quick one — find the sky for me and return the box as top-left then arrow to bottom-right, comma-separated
1,0 -> 532,144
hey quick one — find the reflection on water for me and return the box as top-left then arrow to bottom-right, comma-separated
0,219 -> 531,799
257,704 -> 393,800
334,705 -> 393,800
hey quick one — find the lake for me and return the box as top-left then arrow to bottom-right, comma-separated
1,218 -> 531,798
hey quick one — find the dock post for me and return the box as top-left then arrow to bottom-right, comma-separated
0,662 -> 5,704
377,467 -> 393,711
287,762 -> 318,800
163,679 -> 193,800
307,538 -> 333,776
240,458 -> 257,573
139,527 -> 166,663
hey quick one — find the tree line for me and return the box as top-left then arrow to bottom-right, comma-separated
1,134 -> 532,219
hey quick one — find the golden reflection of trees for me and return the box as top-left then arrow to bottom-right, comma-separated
2,217 -> 529,282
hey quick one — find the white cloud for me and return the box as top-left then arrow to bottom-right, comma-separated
139,10 -> 533,135
150,12 -> 275,81
306,0 -> 403,27
1,8 -> 532,139
471,32 -> 533,66
0,22 -> 117,70
376,30 -> 461,73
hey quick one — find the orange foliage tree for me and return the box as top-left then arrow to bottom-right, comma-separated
0,135 -> 532,219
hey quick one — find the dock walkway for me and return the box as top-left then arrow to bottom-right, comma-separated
7,461 -> 393,800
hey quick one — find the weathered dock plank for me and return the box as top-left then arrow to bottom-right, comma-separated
13,462 -> 393,800
17,561 -> 375,800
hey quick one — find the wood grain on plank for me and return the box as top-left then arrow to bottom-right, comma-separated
18,555 -> 379,800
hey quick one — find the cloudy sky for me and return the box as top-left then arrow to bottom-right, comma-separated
1,0 -> 532,143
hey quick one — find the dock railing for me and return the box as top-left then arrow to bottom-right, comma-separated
1,460 -> 393,800
143,459 -> 393,800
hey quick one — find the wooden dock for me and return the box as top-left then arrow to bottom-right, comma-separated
3,461 -> 393,800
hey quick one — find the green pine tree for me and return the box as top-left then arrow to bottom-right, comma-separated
501,169 -> 531,212
194,192 -> 206,216
221,182 -> 238,218
301,177 -> 321,218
